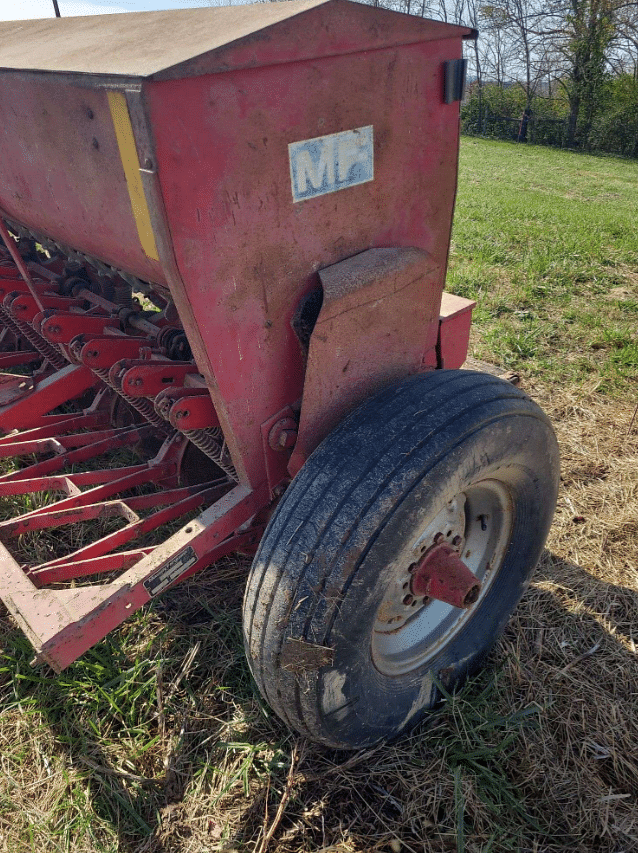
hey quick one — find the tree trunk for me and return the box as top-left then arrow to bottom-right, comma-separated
566,93 -> 580,147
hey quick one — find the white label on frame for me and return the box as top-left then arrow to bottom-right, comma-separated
144,546 -> 197,597
289,126 -> 374,202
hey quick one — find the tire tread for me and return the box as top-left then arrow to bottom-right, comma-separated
243,371 -> 557,743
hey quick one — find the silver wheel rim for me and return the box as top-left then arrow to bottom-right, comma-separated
371,479 -> 513,676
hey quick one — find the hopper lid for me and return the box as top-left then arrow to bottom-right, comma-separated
0,0 -> 475,81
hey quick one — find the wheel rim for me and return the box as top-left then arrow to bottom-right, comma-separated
371,479 -> 513,676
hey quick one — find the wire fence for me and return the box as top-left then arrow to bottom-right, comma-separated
462,111 -> 567,148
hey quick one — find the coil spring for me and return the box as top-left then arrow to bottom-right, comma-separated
3,309 -> 67,370
182,428 -> 237,481
0,305 -> 29,344
154,393 -> 237,480
94,366 -> 171,434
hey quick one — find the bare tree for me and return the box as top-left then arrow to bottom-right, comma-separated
359,0 -> 636,154
612,1 -> 638,77
480,4 -> 513,87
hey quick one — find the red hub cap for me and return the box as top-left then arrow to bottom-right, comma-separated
410,542 -> 481,609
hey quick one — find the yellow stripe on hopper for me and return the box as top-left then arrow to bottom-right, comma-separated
107,90 -> 159,262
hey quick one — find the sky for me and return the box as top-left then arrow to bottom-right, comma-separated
0,0 -> 236,21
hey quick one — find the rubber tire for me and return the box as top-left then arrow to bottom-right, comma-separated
243,370 -> 559,749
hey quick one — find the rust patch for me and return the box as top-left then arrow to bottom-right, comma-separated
289,247 -> 442,476
0,372 -> 34,405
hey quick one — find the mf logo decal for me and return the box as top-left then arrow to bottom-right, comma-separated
289,126 -> 374,202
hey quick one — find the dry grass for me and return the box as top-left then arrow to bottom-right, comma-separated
0,382 -> 637,853
1,139 -> 637,852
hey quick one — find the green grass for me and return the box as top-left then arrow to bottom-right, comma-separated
1,140 -> 637,853
0,581 -> 268,851
0,610 -> 549,852
448,139 -> 638,392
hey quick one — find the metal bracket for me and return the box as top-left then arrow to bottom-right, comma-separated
444,58 -> 467,104
289,247 -> 441,476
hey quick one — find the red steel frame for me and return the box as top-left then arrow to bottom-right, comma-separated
0,2 -> 475,672
0,483 -> 267,671
0,349 -> 267,670
0,238 -> 270,671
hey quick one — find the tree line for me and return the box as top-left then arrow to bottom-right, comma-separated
365,0 -> 638,157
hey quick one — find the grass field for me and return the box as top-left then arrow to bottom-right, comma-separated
449,140 -> 638,394
1,138 -> 637,853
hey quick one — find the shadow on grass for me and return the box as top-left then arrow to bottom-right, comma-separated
1,549 -> 637,852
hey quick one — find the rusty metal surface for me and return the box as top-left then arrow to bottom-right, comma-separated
438,291 -> 476,369
289,248 -> 441,474
260,406 -> 298,493
0,1 -> 471,80
0,372 -> 33,405
148,30 -> 466,484
0,79 -> 167,284
410,542 -> 481,608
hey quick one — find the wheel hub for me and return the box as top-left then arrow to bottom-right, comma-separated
410,542 -> 481,608
371,480 -> 513,676
372,497 -> 467,634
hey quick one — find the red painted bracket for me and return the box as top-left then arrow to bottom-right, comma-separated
0,268 -> 22,281
0,279 -> 50,299
9,294 -> 85,323
0,482 -> 268,672
168,394 -> 219,430
41,312 -> 121,344
121,361 -> 199,397
80,335 -> 153,368
437,292 -> 476,370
